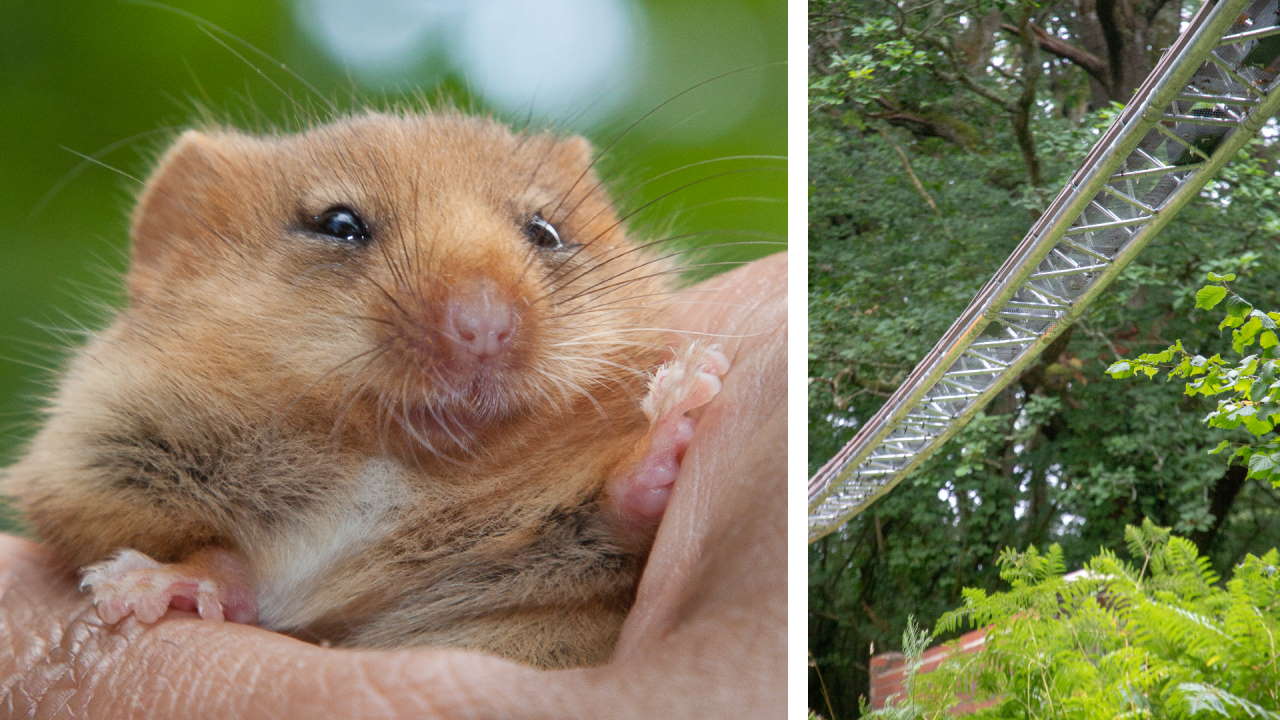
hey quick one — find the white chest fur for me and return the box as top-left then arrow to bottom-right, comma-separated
251,457 -> 409,630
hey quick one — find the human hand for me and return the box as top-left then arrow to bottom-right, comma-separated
0,253 -> 785,719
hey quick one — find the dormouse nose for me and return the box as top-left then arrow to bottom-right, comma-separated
445,281 -> 517,360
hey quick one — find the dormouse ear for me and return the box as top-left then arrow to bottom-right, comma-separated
544,134 -> 594,174
127,130 -> 227,300
539,135 -> 601,210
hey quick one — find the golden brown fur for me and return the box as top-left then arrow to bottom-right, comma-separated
2,111 -> 679,668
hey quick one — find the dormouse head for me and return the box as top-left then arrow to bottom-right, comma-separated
124,111 -> 673,455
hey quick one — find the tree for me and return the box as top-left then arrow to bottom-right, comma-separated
808,0 -> 1280,715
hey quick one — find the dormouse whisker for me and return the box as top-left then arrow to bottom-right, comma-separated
128,0 -> 338,116
554,258 -> 749,308
547,63 -> 779,223
545,354 -> 648,378
32,126 -> 181,220
546,167 -> 783,282
560,154 -> 784,227
545,236 -> 783,300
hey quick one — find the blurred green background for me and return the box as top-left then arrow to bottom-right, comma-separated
0,0 -> 785,527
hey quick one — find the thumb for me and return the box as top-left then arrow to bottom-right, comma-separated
0,534 -> 592,719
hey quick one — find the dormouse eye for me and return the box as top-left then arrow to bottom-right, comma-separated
523,213 -> 564,250
312,206 -> 370,245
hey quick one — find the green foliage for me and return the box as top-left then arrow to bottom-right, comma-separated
809,0 -> 1280,715
861,617 -> 931,719
1108,274 -> 1280,487
910,520 -> 1280,718
810,18 -> 934,112
809,109 -> 1280,718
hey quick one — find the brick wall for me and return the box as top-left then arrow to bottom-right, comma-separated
868,627 -> 992,714
868,571 -> 1098,713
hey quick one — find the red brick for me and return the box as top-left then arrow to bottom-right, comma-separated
868,628 -> 991,714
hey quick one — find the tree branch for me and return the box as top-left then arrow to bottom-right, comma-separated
1142,0 -> 1174,25
1000,21 -> 1109,88
877,126 -> 941,216
1010,17 -> 1045,190
870,98 -> 979,148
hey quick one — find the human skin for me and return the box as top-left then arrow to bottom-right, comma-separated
0,253 -> 786,720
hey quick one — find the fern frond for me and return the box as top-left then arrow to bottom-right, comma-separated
1176,682 -> 1280,719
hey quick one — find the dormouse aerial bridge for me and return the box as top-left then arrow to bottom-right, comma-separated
809,0 -> 1280,542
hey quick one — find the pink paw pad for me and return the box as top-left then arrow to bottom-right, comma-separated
616,343 -> 731,524
80,548 -> 257,626
621,416 -> 697,521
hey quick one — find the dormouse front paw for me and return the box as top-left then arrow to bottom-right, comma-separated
641,343 -> 731,423
80,547 -> 257,626
613,343 -> 731,525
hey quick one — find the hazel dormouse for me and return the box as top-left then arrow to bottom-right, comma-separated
2,111 -> 728,669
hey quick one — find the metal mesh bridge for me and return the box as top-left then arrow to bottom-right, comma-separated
809,0 -> 1280,542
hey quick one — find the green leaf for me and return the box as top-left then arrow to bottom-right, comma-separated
1221,296 -> 1254,330
1251,378 -> 1270,403
1206,272 -> 1237,282
1196,285 -> 1228,310
1179,682 -> 1280,720
1235,316 -> 1264,353
1248,453 -> 1276,474
1188,354 -> 1212,377
1243,414 -> 1274,436
1242,355 -> 1261,375
1263,331 -> 1279,350
1106,361 -> 1133,379
1171,356 -> 1192,377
